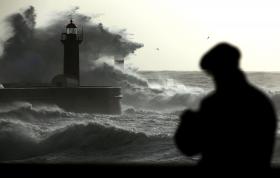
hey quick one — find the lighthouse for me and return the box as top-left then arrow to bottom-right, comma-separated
0,18 -> 121,114
61,19 -> 83,85
52,20 -> 83,87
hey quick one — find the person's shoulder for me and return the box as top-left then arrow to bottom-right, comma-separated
247,84 -> 269,99
200,91 -> 216,106
246,84 -> 273,106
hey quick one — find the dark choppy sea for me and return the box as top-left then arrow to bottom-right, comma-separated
1,71 -> 280,166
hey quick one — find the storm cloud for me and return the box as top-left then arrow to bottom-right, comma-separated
0,6 -> 143,83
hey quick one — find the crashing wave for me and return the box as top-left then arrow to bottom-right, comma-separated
0,116 -> 171,162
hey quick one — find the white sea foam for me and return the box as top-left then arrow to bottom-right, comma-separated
1,71 -> 280,164
0,105 -> 178,162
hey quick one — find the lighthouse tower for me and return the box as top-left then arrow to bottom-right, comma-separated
53,19 -> 83,87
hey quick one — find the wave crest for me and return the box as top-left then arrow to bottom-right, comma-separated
0,119 -> 171,162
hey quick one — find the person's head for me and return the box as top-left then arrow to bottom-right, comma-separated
200,43 -> 241,78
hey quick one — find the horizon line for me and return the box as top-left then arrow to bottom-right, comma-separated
138,70 -> 280,73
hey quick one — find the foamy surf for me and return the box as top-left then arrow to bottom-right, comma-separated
0,71 -> 280,165
0,102 -> 185,163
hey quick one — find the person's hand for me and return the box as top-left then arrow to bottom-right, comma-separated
175,109 -> 202,156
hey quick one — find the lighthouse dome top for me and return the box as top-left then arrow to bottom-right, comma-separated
66,20 -> 77,28
66,20 -> 78,34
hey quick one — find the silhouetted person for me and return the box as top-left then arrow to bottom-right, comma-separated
175,43 -> 277,171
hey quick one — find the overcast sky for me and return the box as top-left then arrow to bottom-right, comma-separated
1,0 -> 280,71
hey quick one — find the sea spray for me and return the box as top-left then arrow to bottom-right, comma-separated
0,7 -> 143,83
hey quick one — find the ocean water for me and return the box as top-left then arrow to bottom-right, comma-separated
1,71 -> 280,166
